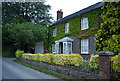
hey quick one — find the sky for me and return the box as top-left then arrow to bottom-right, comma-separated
45,0 -> 102,21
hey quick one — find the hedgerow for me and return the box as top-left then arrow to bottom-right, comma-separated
21,53 -> 83,67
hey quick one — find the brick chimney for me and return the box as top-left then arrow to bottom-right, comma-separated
57,9 -> 63,20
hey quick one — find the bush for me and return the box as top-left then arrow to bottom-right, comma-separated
89,54 -> 99,69
53,54 -> 83,66
111,53 -> 120,72
38,53 -> 54,63
22,53 -> 83,67
15,50 -> 24,58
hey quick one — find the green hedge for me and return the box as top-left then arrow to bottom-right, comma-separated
22,53 -> 83,67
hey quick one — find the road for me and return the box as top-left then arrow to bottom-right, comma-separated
2,57 -> 62,80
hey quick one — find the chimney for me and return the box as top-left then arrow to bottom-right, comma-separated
57,9 -> 63,20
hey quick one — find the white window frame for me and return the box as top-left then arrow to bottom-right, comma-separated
53,28 -> 57,37
52,44 -> 55,54
81,39 -> 89,54
55,43 -> 59,54
65,23 -> 69,33
63,41 -> 72,54
81,17 -> 89,30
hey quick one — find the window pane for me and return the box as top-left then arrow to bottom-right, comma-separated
65,23 -> 69,33
53,28 -> 57,36
63,43 -> 66,54
81,39 -> 88,53
81,17 -> 88,30
67,43 -> 72,54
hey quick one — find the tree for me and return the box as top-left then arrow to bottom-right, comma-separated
2,1 -> 52,56
2,1 -> 52,25
2,22 -> 48,53
95,2 -> 120,54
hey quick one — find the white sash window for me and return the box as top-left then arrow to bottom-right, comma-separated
65,23 -> 69,33
53,28 -> 57,37
81,17 -> 89,30
52,44 -> 55,53
55,43 -> 59,54
81,39 -> 89,54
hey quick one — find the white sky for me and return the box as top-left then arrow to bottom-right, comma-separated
45,0 -> 102,21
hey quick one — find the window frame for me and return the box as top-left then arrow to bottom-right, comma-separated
81,39 -> 89,54
53,28 -> 57,37
81,17 -> 89,30
52,44 -> 55,53
65,23 -> 69,33
63,41 -> 72,54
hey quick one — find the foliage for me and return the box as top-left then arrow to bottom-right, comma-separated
15,50 -> 24,58
95,2 -> 120,54
53,54 -> 83,66
89,54 -> 99,69
111,53 -> 120,72
89,53 -> 120,71
22,53 -> 83,67
2,23 -> 48,52
2,45 -> 16,57
2,1 -> 52,25
2,1 -> 52,56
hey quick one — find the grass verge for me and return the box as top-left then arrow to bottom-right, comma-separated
13,60 -> 74,81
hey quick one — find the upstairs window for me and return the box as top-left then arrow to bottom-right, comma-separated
81,17 -> 89,30
81,39 -> 89,54
65,23 -> 69,33
53,28 -> 57,37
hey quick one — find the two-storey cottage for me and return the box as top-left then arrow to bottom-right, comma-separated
49,2 -> 104,59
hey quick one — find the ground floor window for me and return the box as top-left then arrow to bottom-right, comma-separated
52,44 -> 55,53
63,42 -> 72,54
55,43 -> 59,54
81,39 -> 89,54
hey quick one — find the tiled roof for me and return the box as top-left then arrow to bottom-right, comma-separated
50,2 -> 104,26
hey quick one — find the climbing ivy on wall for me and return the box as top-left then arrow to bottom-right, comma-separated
48,8 -> 102,52
95,2 -> 120,54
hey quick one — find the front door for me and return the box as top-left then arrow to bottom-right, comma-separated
59,42 -> 63,54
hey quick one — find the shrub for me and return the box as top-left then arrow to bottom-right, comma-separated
38,53 -> 54,63
69,54 -> 83,66
22,53 -> 83,67
89,54 -> 99,69
111,53 -> 120,72
15,50 -> 24,58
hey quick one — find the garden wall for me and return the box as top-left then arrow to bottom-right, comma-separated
18,58 -> 99,79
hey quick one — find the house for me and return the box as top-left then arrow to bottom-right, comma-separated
49,2 -> 104,59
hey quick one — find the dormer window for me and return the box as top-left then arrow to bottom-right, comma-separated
65,23 -> 69,33
53,28 -> 57,37
81,17 -> 89,30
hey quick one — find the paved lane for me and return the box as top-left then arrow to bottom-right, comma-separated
2,58 -> 60,79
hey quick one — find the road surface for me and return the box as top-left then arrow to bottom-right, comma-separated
2,57 -> 62,80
